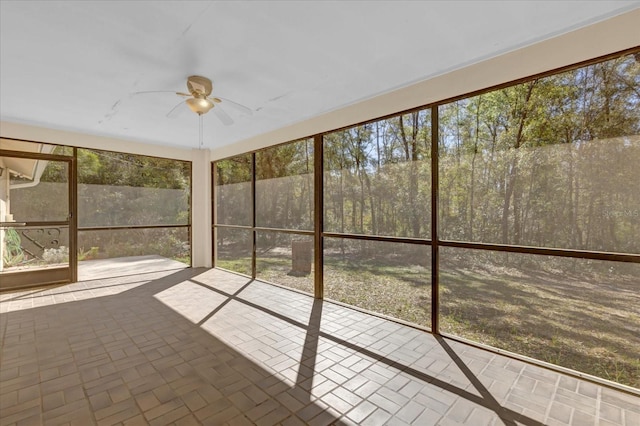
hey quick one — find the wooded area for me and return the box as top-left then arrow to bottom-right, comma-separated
439,55 -> 640,252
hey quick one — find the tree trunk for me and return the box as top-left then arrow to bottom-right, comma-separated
501,81 -> 536,245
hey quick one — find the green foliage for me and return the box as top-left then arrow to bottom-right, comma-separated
324,110 -> 432,237
438,54 -> 640,251
214,154 -> 252,226
77,149 -> 190,189
2,228 -> 25,267
255,139 -> 314,230
76,149 -> 190,227
78,246 -> 99,261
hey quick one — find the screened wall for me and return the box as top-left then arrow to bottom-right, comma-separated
1,141 -> 192,286
77,148 -> 191,267
212,49 -> 640,389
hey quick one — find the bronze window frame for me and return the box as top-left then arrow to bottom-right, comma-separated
211,47 -> 640,395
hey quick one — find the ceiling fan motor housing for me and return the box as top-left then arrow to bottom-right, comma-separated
187,75 -> 213,96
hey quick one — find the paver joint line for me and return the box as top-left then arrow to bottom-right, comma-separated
1,267 -> 638,426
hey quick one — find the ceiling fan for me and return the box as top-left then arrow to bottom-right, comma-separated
134,75 -> 252,149
135,75 -> 252,126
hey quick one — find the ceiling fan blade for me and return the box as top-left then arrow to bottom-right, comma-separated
132,90 -> 177,95
213,106 -> 234,126
218,97 -> 253,115
132,91 -> 190,99
167,100 -> 189,118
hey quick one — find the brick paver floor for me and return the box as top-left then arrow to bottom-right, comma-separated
1,268 -> 638,425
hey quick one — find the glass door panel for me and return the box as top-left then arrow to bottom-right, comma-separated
1,153 -> 72,289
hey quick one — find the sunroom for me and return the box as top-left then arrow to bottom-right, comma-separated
1,2 -> 639,425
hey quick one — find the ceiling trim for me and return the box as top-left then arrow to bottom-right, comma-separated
0,121 -> 193,161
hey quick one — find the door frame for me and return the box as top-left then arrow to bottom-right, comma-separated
0,148 -> 77,290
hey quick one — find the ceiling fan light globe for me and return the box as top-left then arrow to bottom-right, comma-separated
186,97 -> 214,114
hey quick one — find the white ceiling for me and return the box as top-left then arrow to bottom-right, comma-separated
1,1 -> 639,152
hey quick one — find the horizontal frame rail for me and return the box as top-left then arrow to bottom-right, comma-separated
254,227 -> 314,236
78,224 -> 190,231
440,240 -> 640,264
214,224 -> 314,236
323,232 -> 433,245
306,232 -> 640,263
0,148 -> 73,162
212,224 -> 253,230
2,222 -> 69,228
